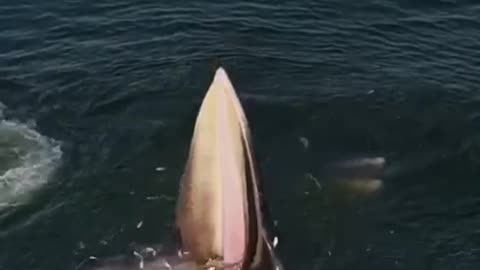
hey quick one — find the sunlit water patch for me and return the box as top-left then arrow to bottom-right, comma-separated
0,102 -> 62,209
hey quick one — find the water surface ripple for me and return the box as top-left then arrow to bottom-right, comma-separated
0,1 -> 480,270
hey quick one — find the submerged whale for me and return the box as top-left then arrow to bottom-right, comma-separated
319,156 -> 385,195
83,67 -> 283,270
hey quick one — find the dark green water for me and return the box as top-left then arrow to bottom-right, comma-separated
1,1 -> 480,269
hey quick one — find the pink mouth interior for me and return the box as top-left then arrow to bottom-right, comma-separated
223,164 -> 246,265
217,73 -> 246,265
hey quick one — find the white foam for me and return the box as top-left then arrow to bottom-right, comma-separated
0,104 -> 62,209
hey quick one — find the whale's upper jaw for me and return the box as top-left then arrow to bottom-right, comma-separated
175,67 -> 280,270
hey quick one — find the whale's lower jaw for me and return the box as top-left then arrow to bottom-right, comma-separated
175,67 -> 281,270
175,67 -> 250,266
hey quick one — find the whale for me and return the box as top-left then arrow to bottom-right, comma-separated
81,67 -> 283,270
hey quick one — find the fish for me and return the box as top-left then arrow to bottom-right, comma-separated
80,67 -> 283,270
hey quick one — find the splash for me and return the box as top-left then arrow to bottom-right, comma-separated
0,102 -> 62,209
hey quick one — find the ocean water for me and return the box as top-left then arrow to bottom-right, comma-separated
1,1 -> 480,269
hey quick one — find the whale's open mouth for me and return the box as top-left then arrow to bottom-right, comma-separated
175,67 -> 279,269
175,68 -> 249,266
